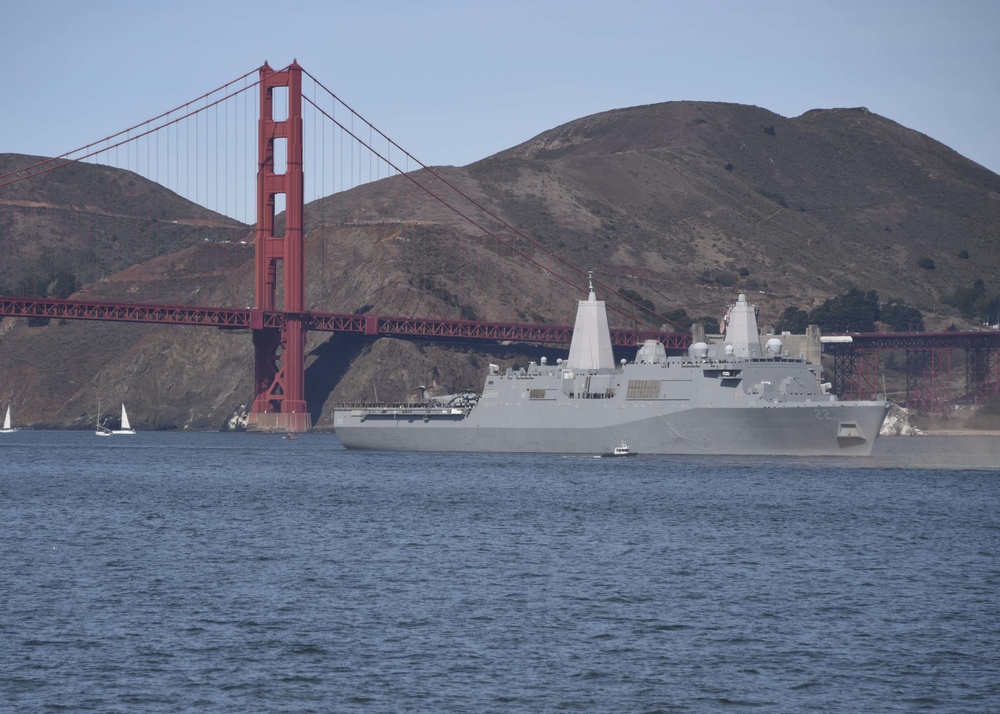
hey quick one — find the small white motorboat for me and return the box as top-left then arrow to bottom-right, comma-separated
601,440 -> 636,458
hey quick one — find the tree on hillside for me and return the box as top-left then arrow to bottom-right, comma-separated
976,294 -> 1000,326
808,288 -> 880,332
696,316 -> 721,334
16,274 -> 48,298
881,299 -> 925,331
50,271 -> 78,299
944,278 -> 999,324
662,307 -> 693,329
776,306 -> 810,334
944,278 -> 985,317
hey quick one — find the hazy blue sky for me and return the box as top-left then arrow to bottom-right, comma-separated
5,0 -> 999,174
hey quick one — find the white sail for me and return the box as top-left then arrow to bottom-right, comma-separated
113,403 -> 136,435
1,405 -> 15,433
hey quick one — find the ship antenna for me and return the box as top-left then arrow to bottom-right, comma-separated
588,270 -> 594,292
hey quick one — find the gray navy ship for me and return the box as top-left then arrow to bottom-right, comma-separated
334,281 -> 890,455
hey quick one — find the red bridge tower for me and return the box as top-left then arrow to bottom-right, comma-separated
248,61 -> 310,432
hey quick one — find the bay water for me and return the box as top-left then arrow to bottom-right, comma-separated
1,432 -> 998,712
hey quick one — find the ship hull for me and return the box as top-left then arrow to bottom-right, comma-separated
334,401 -> 889,456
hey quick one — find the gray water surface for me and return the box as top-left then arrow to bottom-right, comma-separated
1,431 -> 997,712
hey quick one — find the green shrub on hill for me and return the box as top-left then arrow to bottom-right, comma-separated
944,279 -> 1000,325
880,299 -> 925,331
779,291 -> 925,333
808,288 -> 881,332
776,306 -> 810,334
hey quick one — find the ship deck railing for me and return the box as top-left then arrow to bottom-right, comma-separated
336,402 -> 472,416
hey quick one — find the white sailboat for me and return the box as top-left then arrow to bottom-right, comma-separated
1,405 -> 17,433
112,403 -> 137,435
95,402 -> 112,436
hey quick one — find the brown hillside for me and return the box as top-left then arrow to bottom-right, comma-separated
1,101 -> 998,429
0,154 -> 248,294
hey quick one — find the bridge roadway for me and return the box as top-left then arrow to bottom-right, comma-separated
6,297 -> 1000,352
0,296 -> 690,349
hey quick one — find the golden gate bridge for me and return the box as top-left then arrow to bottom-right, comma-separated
1,61 -> 998,429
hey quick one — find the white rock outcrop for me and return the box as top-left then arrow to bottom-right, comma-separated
880,404 -> 925,436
